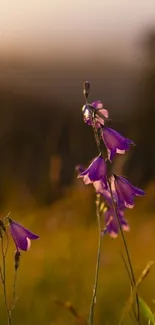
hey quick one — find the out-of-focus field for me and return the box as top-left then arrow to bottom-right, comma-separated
0,182 -> 155,325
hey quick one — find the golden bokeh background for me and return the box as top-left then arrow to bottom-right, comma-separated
0,1 -> 155,324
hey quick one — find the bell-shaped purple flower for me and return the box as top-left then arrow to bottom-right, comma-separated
93,180 -> 126,213
102,127 -> 134,161
112,175 -> 145,209
78,155 -> 107,188
9,218 -> 39,251
104,207 -> 129,238
93,180 -> 117,206
82,101 -> 109,127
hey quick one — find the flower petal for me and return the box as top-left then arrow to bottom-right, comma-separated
116,149 -> 125,155
133,186 -> 145,196
10,227 -> 29,251
104,207 -> 129,238
91,101 -> 103,109
9,219 -> 39,251
26,237 -> 31,250
102,127 -> 134,161
105,210 -> 119,237
83,174 -> 92,184
78,156 -> 107,184
82,105 -> 92,125
114,175 -> 145,208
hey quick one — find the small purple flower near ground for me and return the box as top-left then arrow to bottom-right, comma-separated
8,218 -> 39,251
112,175 -> 145,208
78,155 -> 107,188
104,207 -> 129,238
102,127 -> 134,161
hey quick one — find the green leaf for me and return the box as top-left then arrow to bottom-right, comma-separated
118,261 -> 155,325
139,297 -> 155,324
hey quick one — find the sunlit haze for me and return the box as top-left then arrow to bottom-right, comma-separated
0,0 -> 155,61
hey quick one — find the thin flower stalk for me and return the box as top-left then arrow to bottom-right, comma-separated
80,82 -> 145,325
0,230 -> 12,325
10,250 -> 21,317
107,178 -> 140,323
92,107 -> 139,323
88,110 -> 104,325
89,194 -> 103,325
10,268 -> 18,316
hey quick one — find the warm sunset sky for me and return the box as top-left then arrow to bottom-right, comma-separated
0,0 -> 155,60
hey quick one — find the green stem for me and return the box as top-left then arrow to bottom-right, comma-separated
89,194 -> 103,325
10,269 -> 18,314
108,178 -> 140,324
1,233 -> 12,325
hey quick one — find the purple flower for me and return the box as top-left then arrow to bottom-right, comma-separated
104,207 -> 129,238
102,127 -> 134,161
82,101 -> 109,127
93,180 -> 118,206
112,175 -> 145,209
75,165 -> 85,174
78,155 -> 107,188
93,180 -> 130,237
9,219 -> 39,251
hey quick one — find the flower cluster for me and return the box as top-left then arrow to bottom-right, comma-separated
78,99 -> 145,238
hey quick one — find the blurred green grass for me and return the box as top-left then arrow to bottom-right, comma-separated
0,182 -> 155,325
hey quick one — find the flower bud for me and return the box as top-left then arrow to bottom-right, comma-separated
14,250 -> 21,270
0,220 -> 6,232
83,81 -> 90,99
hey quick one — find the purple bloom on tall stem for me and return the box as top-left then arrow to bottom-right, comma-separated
112,175 -> 145,209
78,155 -> 107,188
102,127 -> 134,161
82,101 -> 109,127
8,218 -> 39,251
104,207 -> 129,238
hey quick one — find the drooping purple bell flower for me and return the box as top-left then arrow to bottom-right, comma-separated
82,101 -> 109,127
93,180 -> 126,213
104,207 -> 129,238
93,180 -> 130,237
102,127 -> 134,161
8,218 -> 39,251
112,175 -> 145,209
78,155 -> 107,188
93,180 -> 118,206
